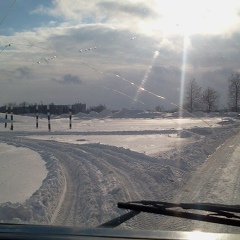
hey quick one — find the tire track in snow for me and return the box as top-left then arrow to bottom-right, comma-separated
0,136 -> 173,229
161,129 -> 240,233
54,143 -> 159,227
64,143 -> 171,230
50,164 -> 67,224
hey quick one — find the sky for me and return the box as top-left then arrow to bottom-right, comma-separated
1,0 -> 240,110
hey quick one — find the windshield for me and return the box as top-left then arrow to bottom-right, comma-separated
1,0 -> 240,234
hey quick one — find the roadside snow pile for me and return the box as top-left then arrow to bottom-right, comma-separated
22,113 -> 36,117
172,111 -> 207,118
74,109 -> 112,119
98,109 -> 112,118
160,125 -> 239,175
75,112 -> 89,118
217,118 -> 236,125
110,108 -> 164,118
136,111 -> 165,118
58,114 -> 69,118
0,154 -> 64,224
89,111 -> 99,117
111,108 -> 144,118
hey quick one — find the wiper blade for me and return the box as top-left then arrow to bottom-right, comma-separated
98,210 -> 140,228
117,201 -> 240,227
125,201 -> 240,214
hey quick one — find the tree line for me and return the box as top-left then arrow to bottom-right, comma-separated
184,74 -> 240,112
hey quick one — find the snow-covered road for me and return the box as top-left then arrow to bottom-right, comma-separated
0,136 -> 175,228
0,113 -> 239,233
161,129 -> 240,233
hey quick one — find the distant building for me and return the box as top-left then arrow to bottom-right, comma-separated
0,103 -> 87,115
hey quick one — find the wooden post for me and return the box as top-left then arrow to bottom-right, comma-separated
47,105 -> 51,131
36,105 -> 39,129
10,106 -> 13,131
69,105 -> 72,129
5,106 -> 8,128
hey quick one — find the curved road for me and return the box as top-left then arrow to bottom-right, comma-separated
1,128 -> 240,232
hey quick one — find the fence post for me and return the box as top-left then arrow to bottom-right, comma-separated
69,105 -> 72,129
5,106 -> 8,128
47,105 -> 51,131
36,105 -> 39,129
10,106 -> 13,131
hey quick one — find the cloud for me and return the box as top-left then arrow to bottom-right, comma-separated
30,1 -> 161,36
52,74 -> 82,84
31,0 -> 240,37
32,0 -> 157,21
16,67 -> 31,78
2,1 -> 240,109
97,1 -> 156,19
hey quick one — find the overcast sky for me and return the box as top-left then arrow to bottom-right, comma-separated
1,0 -> 240,110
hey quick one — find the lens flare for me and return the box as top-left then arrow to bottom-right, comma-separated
179,35 -> 190,118
133,50 -> 159,106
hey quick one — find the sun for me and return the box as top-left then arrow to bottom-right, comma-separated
139,0 -> 240,36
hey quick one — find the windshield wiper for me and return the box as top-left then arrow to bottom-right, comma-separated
118,201 -> 240,227
99,201 -> 240,228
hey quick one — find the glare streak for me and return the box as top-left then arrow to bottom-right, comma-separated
3,41 -> 214,129
133,50 -> 159,105
101,86 -> 148,107
115,74 -> 166,101
115,71 -> 213,129
179,35 -> 189,118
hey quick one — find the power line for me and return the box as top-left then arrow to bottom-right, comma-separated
0,0 -> 17,28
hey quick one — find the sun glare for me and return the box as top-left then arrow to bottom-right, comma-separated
139,0 -> 240,36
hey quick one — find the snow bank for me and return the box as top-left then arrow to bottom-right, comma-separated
217,118 -> 236,125
171,111 -> 207,118
0,143 -> 47,204
98,109 -> 112,118
111,108 -> 164,118
0,154 -> 64,224
58,114 -> 69,118
160,125 -> 239,174
111,108 -> 144,118
89,111 -> 99,117
75,109 -> 112,119
75,112 -> 88,118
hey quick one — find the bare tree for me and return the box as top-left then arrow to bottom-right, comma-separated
228,73 -> 240,112
202,87 -> 219,112
185,78 -> 202,112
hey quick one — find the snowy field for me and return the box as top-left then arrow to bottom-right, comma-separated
0,109 -> 240,232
